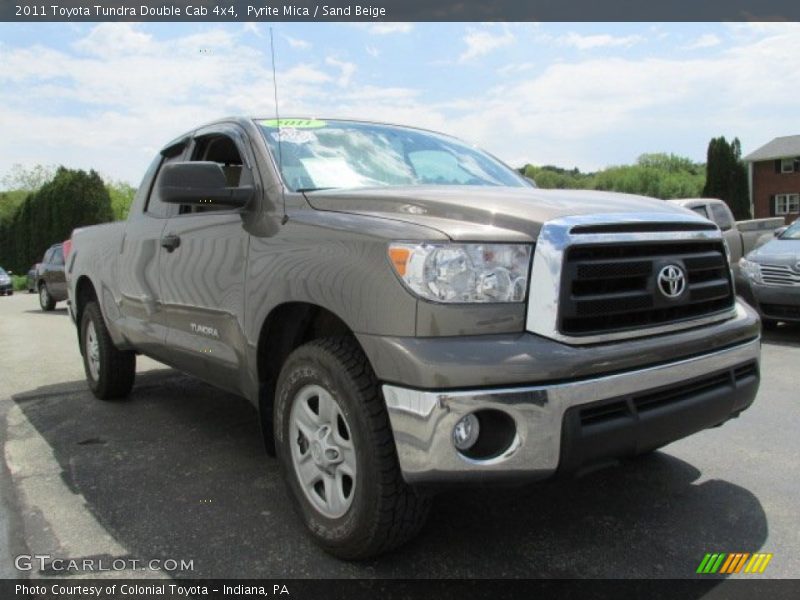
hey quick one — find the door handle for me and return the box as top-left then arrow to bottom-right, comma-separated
161,233 -> 181,252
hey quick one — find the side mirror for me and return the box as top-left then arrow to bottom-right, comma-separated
774,227 -> 788,238
157,162 -> 253,208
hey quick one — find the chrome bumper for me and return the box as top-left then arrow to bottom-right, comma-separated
383,337 -> 760,485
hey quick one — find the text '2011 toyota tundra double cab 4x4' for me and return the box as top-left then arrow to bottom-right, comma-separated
67,118 -> 761,559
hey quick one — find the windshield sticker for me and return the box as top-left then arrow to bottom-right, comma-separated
261,118 -> 327,129
272,128 -> 317,145
300,157 -> 369,188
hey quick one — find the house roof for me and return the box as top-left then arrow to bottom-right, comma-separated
744,135 -> 800,162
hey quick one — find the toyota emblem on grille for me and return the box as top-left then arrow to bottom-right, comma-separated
657,264 -> 686,299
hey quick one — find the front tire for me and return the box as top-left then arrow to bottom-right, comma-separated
274,337 -> 431,560
80,302 -> 136,400
39,283 -> 55,311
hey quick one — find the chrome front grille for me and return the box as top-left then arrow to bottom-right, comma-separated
759,264 -> 800,287
525,213 -> 737,344
560,241 -> 734,336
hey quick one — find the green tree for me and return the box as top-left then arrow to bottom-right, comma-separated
520,153 -> 705,199
1,163 -> 56,192
106,180 -> 137,220
0,167 -> 114,273
702,136 -> 750,220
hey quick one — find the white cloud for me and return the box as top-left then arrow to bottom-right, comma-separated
497,62 -> 536,76
73,23 -> 153,56
242,23 -> 261,37
355,22 -> 413,35
459,26 -> 515,62
685,33 -> 722,50
284,35 -> 311,50
365,45 -> 380,58
324,57 -> 356,87
556,32 -> 645,50
2,22 -> 800,183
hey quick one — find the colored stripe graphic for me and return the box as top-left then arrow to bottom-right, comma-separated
720,553 -> 750,574
699,552 -> 773,574
744,553 -> 773,574
697,553 -> 727,574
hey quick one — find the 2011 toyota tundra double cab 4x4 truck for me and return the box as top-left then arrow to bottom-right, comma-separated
67,118 -> 761,559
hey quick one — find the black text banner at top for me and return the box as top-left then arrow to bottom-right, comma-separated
4,0 -> 800,22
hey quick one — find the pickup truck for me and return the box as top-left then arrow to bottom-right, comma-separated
67,118 -> 761,559
667,198 -> 784,274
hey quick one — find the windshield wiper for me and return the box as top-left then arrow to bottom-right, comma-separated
297,187 -> 337,193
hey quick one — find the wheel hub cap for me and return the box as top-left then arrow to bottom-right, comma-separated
85,321 -> 100,381
289,384 -> 356,519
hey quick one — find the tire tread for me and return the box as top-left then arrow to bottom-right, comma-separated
279,336 -> 430,559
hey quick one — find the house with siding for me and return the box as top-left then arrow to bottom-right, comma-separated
744,135 -> 800,223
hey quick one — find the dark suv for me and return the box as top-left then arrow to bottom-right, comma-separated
36,243 -> 68,310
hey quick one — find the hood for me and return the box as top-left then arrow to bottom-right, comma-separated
747,237 -> 800,267
304,185 -> 704,242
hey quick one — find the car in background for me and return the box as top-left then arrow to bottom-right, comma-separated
0,267 -> 12,295
772,216 -> 799,239
26,263 -> 40,293
668,198 -> 784,268
36,243 -> 68,311
739,220 -> 800,327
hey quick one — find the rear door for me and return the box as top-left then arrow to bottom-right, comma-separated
158,124 -> 254,393
116,148 -> 183,356
48,245 -> 67,299
40,246 -> 66,299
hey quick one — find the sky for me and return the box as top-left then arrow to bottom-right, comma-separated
0,21 -> 799,186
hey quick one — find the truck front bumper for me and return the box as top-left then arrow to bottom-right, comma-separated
383,336 -> 760,485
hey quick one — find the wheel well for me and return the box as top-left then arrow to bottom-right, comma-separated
256,303 -> 355,455
74,276 -> 98,333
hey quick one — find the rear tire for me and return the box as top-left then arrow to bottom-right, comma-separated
80,302 -> 136,400
274,337 -> 431,560
39,283 -> 55,311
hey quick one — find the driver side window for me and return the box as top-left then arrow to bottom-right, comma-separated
182,134 -> 251,214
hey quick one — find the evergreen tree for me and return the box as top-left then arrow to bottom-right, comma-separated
702,136 -> 751,220
0,166 -> 113,273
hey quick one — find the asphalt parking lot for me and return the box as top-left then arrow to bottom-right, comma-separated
1,292 -> 798,580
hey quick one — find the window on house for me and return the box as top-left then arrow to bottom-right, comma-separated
775,194 -> 800,215
781,158 -> 796,173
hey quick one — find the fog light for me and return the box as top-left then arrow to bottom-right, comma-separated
453,413 -> 480,451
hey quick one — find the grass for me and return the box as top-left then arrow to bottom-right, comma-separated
11,274 -> 29,291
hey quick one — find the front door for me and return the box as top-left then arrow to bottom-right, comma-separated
158,126 -> 253,394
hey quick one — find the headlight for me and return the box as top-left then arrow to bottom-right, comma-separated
388,242 -> 532,303
738,257 -> 762,284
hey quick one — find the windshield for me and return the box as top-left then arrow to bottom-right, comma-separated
257,119 -> 530,192
0,268 -> 7,277
779,221 -> 800,240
